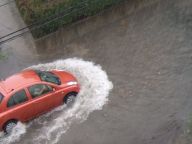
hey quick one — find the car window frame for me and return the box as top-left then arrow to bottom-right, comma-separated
28,83 -> 54,99
7,89 -> 29,108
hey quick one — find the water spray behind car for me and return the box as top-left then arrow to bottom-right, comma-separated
0,58 -> 113,144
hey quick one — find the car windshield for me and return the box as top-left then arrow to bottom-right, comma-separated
36,70 -> 61,85
0,93 -> 4,104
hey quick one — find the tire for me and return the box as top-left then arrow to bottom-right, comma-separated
64,92 -> 77,106
3,120 -> 17,134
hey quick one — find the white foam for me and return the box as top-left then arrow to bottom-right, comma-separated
0,122 -> 26,144
0,58 -> 113,144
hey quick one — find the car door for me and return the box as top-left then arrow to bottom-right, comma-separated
28,84 -> 58,116
6,89 -> 34,121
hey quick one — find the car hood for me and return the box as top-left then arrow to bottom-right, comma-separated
51,70 -> 77,84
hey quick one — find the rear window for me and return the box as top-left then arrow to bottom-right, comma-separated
0,93 -> 4,104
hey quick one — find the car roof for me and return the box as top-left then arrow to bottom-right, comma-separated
0,70 -> 41,94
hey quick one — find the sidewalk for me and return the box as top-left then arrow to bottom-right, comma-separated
0,0 -> 37,78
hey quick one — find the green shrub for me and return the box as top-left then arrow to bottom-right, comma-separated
15,0 -> 124,38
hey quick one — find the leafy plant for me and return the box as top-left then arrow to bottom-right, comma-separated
16,0 -> 124,38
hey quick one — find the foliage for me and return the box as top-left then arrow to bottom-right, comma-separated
15,0 -> 124,38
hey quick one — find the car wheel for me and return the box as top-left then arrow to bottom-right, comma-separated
64,92 -> 77,106
3,120 -> 17,134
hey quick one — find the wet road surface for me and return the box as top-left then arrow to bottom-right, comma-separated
1,0 -> 192,143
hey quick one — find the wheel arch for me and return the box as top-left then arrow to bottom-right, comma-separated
2,118 -> 18,131
63,91 -> 78,103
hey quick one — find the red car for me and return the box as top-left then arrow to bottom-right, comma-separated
0,69 -> 80,134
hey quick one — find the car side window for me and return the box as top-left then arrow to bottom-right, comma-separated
29,84 -> 53,98
7,89 -> 28,107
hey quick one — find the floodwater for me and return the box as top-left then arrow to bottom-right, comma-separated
1,0 -> 192,144
0,58 -> 113,144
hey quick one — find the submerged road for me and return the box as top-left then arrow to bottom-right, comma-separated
1,0 -> 192,143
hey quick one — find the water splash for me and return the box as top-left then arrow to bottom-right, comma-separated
0,58 -> 113,144
0,122 -> 26,144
